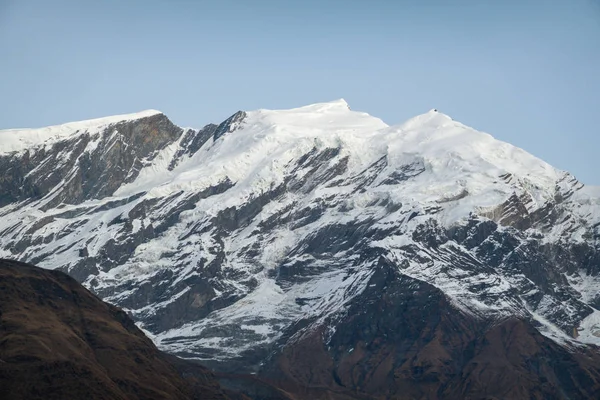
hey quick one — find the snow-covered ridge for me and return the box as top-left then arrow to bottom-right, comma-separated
0,109 -> 162,154
1,99 -> 599,365
115,99 -> 567,224
250,98 -> 388,134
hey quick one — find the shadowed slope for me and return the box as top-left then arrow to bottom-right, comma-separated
0,258 -> 229,400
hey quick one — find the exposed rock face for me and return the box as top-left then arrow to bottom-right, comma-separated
0,112 -> 184,208
260,259 -> 600,399
0,258 -> 230,400
1,100 -> 600,399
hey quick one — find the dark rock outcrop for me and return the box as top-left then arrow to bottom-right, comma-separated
259,260 -> 600,400
0,113 -> 182,209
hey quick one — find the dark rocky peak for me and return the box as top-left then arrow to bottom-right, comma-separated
168,124 -> 218,170
0,108 -> 250,208
213,111 -> 247,141
0,111 -> 183,208
168,111 -> 248,170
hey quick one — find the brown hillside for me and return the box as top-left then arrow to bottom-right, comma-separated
0,258 -> 229,400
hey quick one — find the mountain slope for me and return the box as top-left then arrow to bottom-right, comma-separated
1,100 -> 600,398
260,259 -> 600,399
0,258 -> 229,400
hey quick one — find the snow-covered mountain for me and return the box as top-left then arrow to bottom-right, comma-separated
1,100 -> 600,398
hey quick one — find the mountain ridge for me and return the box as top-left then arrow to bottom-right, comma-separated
1,101 -> 600,398
0,109 -> 164,155
0,100 -> 581,198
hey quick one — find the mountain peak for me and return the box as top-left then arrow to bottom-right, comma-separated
328,98 -> 351,109
273,98 -> 352,113
397,108 -> 454,131
305,98 -> 350,109
244,99 -> 388,140
0,109 -> 164,154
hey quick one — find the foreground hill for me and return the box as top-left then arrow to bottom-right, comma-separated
0,259 -> 230,400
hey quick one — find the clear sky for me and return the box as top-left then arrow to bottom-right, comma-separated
1,0 -> 599,183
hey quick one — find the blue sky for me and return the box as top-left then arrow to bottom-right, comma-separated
1,0 -> 599,183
